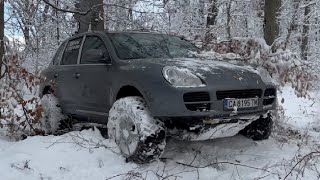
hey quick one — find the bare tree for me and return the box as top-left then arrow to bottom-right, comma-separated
0,0 -> 3,76
74,0 -> 104,33
301,0 -> 311,60
263,0 -> 281,48
207,0 -> 218,27
284,0 -> 300,49
8,0 -> 40,47
204,0 -> 218,43
226,0 -> 232,40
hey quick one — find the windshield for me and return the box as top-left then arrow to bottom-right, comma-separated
107,33 -> 199,60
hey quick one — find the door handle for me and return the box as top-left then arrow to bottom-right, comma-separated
75,73 -> 80,79
54,73 -> 58,78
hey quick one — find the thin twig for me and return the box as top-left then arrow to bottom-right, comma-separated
176,161 -> 277,175
22,105 -> 37,133
283,151 -> 320,180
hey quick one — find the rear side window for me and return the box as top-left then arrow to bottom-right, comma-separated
61,37 -> 83,65
52,42 -> 67,65
80,36 -> 109,64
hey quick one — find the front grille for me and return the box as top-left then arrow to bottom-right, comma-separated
183,92 -> 211,111
216,89 -> 262,100
183,92 -> 210,102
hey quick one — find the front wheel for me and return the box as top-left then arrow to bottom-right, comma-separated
107,97 -> 166,164
239,113 -> 273,141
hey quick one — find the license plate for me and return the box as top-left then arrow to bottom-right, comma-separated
224,98 -> 258,110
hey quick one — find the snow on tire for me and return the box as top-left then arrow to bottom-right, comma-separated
41,94 -> 66,134
107,96 -> 166,164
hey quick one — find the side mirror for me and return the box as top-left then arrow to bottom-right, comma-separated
84,49 -> 111,64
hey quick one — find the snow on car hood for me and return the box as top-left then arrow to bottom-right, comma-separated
148,58 -> 269,86
168,58 -> 255,75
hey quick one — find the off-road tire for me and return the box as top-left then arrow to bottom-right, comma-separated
41,94 -> 66,134
107,97 -> 166,164
239,113 -> 273,141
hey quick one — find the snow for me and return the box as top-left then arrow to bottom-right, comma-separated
279,86 -> 320,129
108,97 -> 163,141
41,94 -> 66,133
0,86 -> 319,179
174,57 -> 257,74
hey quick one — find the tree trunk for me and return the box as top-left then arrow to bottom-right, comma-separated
301,1 -> 311,61
198,0 -> 206,27
263,0 -> 281,48
0,0 -> 4,76
206,0 -> 218,28
91,0 -> 104,31
204,0 -> 218,44
284,0 -> 300,48
56,0 -> 60,42
75,0 -> 104,33
226,1 -> 232,40
24,1 -> 31,46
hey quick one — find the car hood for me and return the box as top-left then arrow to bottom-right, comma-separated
142,58 -> 268,88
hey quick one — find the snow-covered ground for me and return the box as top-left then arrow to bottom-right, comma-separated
0,86 -> 319,180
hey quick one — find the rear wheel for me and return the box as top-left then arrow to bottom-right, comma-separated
239,113 -> 273,141
41,94 -> 66,134
107,97 -> 166,164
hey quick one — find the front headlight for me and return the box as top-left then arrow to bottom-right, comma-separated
162,66 -> 205,87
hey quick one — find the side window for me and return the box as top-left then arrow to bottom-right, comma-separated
52,42 -> 67,65
80,36 -> 110,64
61,37 -> 83,65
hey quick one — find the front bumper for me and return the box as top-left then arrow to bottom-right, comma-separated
165,110 -> 272,141
146,84 -> 277,119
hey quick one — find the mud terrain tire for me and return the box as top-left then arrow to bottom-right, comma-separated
41,94 -> 66,133
239,113 -> 273,141
107,97 -> 166,164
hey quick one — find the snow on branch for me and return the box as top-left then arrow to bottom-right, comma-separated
0,40 -> 46,139
284,151 -> 320,180
200,38 -> 316,97
42,0 -> 149,15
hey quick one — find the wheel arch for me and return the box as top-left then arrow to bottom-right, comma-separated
40,85 -> 55,97
116,85 -> 144,100
112,84 -> 156,116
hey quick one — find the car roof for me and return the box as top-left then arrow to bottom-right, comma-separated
106,31 -> 164,35
72,31 -> 173,37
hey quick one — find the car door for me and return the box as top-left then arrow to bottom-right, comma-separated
55,36 -> 84,114
42,41 -> 66,90
75,35 -> 112,119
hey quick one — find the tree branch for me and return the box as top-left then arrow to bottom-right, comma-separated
284,151 -> 320,180
176,161 -> 278,175
0,57 -> 7,79
42,0 -> 150,15
42,0 -> 92,15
